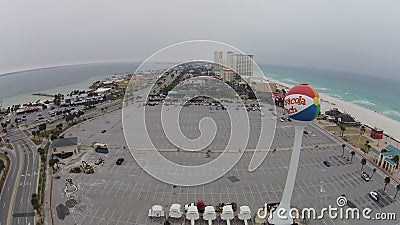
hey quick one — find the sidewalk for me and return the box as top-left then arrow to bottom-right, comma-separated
43,148 -> 54,225
313,122 -> 400,185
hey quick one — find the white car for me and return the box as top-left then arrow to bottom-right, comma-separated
361,172 -> 370,182
369,191 -> 379,201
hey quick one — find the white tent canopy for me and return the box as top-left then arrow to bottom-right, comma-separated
186,205 -> 199,225
169,204 -> 183,219
238,206 -> 251,225
148,205 -> 164,218
221,205 -> 234,225
203,206 -> 216,225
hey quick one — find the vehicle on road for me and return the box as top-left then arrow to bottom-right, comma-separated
101,129 -> 106,133
323,160 -> 331,167
369,191 -> 379,201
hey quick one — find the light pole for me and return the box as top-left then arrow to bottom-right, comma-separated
269,84 -> 320,225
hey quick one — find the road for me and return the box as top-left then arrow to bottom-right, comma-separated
0,147 -> 16,225
0,130 -> 39,225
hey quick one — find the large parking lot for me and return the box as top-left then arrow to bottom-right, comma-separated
54,106 -> 400,225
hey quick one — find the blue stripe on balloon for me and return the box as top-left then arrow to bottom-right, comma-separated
290,104 -> 317,121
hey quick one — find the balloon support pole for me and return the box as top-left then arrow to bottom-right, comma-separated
269,125 -> 305,225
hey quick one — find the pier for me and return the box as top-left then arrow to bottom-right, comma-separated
32,93 -> 54,98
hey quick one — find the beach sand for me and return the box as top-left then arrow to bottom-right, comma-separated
272,79 -> 400,141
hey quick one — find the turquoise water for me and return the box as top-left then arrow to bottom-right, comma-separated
1,62 -> 399,123
259,65 -> 400,122
0,62 -> 139,107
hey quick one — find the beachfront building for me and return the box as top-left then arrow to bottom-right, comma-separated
51,137 -> 79,159
369,145 -> 400,174
233,53 -> 254,77
241,77 -> 276,93
212,51 -> 254,76
324,108 -> 360,126
371,127 -> 384,139
213,51 -> 223,72
221,68 -> 238,83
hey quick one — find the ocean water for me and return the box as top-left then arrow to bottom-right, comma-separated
0,62 -> 139,107
259,65 -> 400,122
1,62 -> 399,123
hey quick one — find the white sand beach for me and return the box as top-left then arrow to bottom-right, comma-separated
272,79 -> 400,141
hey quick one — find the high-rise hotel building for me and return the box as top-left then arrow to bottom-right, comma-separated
233,53 -> 253,77
213,51 -> 223,71
214,51 -> 254,77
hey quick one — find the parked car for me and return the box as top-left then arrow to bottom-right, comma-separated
323,160 -> 331,167
116,158 -> 124,165
361,172 -> 370,182
369,191 -> 379,201
101,129 -> 106,133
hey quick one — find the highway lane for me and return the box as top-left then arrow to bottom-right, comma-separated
11,139 -> 39,225
0,130 -> 39,225
0,147 -> 17,225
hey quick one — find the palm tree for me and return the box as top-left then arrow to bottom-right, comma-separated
360,125 -> 366,135
395,184 -> 400,199
371,168 -> 377,180
340,126 -> 346,137
350,151 -> 355,163
384,176 -> 391,191
341,144 -> 346,157
393,155 -> 400,169
361,158 -> 367,171
366,144 -> 372,153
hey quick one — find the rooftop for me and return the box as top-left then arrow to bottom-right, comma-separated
382,145 -> 400,157
51,137 -> 78,148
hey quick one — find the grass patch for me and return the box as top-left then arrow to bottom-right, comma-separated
0,143 -> 13,150
34,142 -> 49,222
324,125 -> 364,135
30,138 -> 42,145
345,135 -> 374,149
0,153 -> 11,195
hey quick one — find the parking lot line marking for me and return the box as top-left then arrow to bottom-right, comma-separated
125,210 -> 134,224
106,209 -> 116,225
136,182 -> 145,200
87,207 -> 100,225
152,183 -> 160,202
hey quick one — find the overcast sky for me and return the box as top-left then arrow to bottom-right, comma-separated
1,0 -> 399,81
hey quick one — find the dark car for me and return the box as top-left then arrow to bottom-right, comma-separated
116,158 -> 124,165
101,129 -> 106,133
323,160 -> 331,167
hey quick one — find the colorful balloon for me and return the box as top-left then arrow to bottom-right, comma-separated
284,84 -> 320,121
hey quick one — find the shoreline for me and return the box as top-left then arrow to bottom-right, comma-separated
1,74 -> 110,108
272,79 -> 400,141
